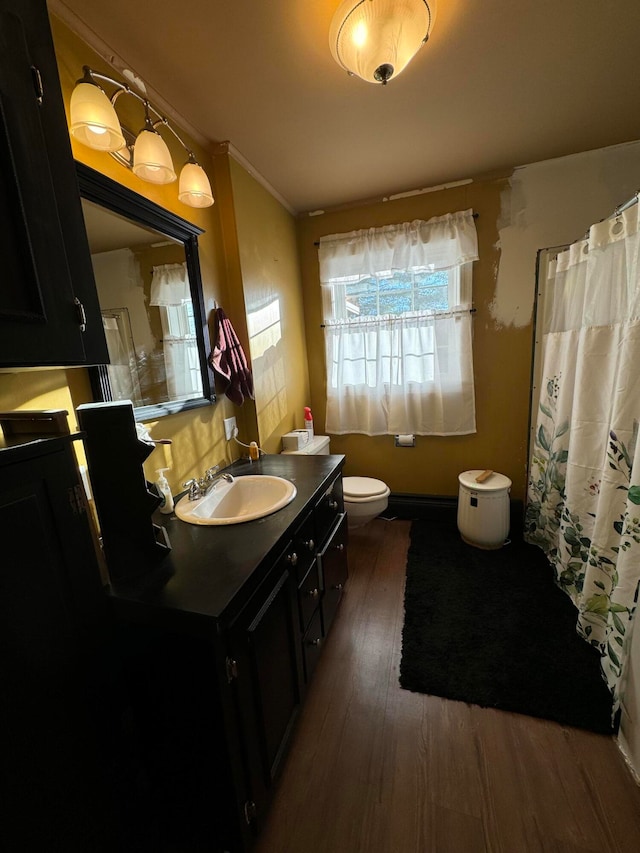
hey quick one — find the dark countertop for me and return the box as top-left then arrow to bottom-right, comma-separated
108,453 -> 345,630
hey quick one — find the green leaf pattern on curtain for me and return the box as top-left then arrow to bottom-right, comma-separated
525,378 -> 640,712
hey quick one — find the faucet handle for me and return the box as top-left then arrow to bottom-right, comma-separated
204,465 -> 220,482
182,478 -> 201,501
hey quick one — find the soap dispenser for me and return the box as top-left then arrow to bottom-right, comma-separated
156,468 -> 174,514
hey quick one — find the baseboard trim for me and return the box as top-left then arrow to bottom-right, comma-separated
384,493 -> 457,522
383,493 -> 524,537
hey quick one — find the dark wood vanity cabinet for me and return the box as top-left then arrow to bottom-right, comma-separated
319,512 -> 349,636
287,473 -> 348,685
0,0 -> 107,367
311,476 -> 349,658
226,551 -> 304,832
107,457 -> 349,852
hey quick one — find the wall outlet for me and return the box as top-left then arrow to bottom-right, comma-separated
224,416 -> 237,441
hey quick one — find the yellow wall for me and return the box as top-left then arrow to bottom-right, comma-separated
3,12 -> 636,509
0,15 -> 252,496
297,176 -> 533,501
227,156 -> 310,454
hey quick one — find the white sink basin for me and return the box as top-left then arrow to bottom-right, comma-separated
175,475 -> 297,526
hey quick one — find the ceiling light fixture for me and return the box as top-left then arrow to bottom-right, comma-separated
329,0 -> 437,85
69,66 -> 214,209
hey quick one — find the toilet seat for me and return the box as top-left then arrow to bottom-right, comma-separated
343,476 -> 390,502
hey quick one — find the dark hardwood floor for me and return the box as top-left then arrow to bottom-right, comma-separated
255,519 -> 640,853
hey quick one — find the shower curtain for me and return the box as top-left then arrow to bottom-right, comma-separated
525,199 -> 640,714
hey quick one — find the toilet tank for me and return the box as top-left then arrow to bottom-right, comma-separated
281,435 -> 330,455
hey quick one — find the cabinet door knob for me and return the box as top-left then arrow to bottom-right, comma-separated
307,587 -> 319,599
332,583 -> 343,591
308,638 -> 322,647
304,538 -> 315,551
335,543 -> 344,552
328,500 -> 338,510
286,552 -> 298,566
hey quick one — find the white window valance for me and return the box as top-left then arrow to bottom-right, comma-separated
149,262 -> 190,306
318,209 -> 478,281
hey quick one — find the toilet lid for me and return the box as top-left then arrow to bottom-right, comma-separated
343,476 -> 389,498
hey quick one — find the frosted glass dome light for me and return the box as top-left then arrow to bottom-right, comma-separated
132,128 -> 177,185
69,81 -> 125,151
179,161 -> 214,208
329,0 -> 437,85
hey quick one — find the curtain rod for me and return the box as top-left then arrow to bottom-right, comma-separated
579,190 -> 640,241
320,308 -> 477,327
313,212 -> 479,246
613,190 -> 639,217
538,191 -> 639,253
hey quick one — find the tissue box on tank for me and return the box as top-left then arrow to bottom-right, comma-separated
282,430 -> 310,451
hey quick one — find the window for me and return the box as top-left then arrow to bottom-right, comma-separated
160,299 -> 196,339
329,268 -> 454,319
150,263 -> 203,401
318,211 -> 478,436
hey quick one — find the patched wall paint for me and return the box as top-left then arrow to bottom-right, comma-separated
493,141 -> 640,329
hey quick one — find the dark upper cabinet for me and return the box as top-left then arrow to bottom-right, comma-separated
0,0 -> 107,367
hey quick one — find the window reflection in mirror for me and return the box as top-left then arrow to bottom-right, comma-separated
76,162 -> 214,421
82,200 -> 203,409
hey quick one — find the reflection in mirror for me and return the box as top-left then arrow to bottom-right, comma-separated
77,163 -> 215,420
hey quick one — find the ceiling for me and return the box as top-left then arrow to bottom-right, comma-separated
54,0 -> 640,214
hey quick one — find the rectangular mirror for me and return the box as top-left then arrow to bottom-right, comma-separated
77,162 -> 215,419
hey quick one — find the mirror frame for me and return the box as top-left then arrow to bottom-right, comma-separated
77,161 -> 216,420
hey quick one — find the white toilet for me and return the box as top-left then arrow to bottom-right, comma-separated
281,436 -> 390,529
342,476 -> 390,529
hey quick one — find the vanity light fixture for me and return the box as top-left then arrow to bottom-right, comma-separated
329,0 -> 437,85
69,66 -> 214,208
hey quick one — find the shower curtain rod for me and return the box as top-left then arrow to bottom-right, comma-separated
578,189 -> 640,241
613,190 -> 639,217
539,190 -> 639,253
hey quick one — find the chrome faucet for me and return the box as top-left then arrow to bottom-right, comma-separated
183,466 -> 234,500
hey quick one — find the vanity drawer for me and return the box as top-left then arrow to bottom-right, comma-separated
290,510 -> 316,584
297,559 -> 321,634
301,607 -> 323,683
314,475 -> 344,549
319,513 -> 348,637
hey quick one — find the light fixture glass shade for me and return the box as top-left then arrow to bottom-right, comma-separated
132,129 -> 177,184
69,82 -> 126,151
329,0 -> 436,84
178,162 -> 214,208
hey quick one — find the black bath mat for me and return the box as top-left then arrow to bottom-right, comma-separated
400,519 -> 615,733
